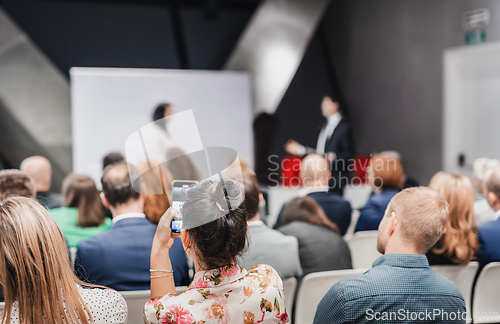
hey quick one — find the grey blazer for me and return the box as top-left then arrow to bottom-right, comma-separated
279,221 -> 352,275
239,222 -> 303,279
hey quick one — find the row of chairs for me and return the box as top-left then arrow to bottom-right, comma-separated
294,262 -> 500,324
0,263 -> 498,323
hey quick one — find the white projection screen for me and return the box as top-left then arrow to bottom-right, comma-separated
70,68 -> 253,187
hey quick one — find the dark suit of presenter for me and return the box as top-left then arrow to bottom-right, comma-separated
307,113 -> 354,195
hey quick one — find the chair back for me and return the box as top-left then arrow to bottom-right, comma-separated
345,230 -> 381,269
120,286 -> 188,324
472,262 -> 500,323
431,262 -> 478,322
295,268 -> 367,324
283,277 -> 297,322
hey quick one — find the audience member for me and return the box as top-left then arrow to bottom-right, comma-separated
137,160 -> 175,225
75,162 -> 189,290
314,187 -> 466,324
355,154 -> 404,232
273,155 -> 352,235
476,165 -> 500,270
426,172 -> 478,265
166,147 -> 200,181
49,174 -> 112,248
0,169 -> 36,200
279,196 -> 352,275
238,167 -> 303,279
144,178 -> 288,324
20,155 -> 62,209
379,151 -> 420,189
0,196 -> 127,323
102,152 -> 124,170
473,158 -> 500,226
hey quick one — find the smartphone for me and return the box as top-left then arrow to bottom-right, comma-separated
171,180 -> 198,233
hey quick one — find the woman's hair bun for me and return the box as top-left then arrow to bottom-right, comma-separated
182,177 -> 248,269
211,178 -> 244,214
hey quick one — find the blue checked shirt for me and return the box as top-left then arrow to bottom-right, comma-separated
313,254 -> 466,324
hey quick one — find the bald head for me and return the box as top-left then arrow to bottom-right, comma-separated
300,154 -> 331,187
20,156 -> 52,192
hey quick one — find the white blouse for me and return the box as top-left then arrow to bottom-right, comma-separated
144,264 -> 289,324
7,286 -> 127,323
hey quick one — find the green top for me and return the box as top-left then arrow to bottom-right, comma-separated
49,207 -> 112,248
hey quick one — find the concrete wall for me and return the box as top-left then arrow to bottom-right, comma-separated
323,0 -> 500,184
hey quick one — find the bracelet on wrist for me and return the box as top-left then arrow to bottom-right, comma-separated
150,269 -> 174,273
150,273 -> 173,279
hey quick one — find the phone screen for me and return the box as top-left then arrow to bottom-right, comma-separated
171,180 -> 198,233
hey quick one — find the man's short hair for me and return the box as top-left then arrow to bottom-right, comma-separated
0,170 -> 36,200
485,165 -> 500,200
386,187 -> 449,253
102,152 -> 125,170
101,162 -> 140,207
242,167 -> 260,220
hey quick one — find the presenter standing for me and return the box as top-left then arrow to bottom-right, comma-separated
147,103 -> 176,162
285,96 -> 354,195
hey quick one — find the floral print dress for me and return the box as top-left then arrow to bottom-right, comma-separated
143,264 -> 289,324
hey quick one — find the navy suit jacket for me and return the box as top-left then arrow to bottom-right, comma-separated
355,188 -> 398,232
307,192 -> 351,235
324,119 -> 354,193
273,191 -> 352,235
75,217 -> 189,291
477,217 -> 500,270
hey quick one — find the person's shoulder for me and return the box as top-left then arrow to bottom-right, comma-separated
79,286 -> 128,321
370,190 -> 398,204
76,230 -> 110,251
80,286 -> 125,301
256,225 -> 297,241
278,221 -> 310,235
428,270 -> 465,299
248,264 -> 282,284
479,219 -> 500,232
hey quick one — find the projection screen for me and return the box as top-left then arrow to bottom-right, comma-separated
70,68 -> 253,187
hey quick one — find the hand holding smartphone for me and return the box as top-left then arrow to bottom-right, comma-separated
171,180 -> 198,233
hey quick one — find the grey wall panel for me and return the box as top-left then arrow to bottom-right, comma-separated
322,0 -> 500,184
225,0 -> 331,114
0,8 -> 71,190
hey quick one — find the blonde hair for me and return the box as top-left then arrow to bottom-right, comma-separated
0,197 -> 96,324
387,187 -> 449,253
429,172 -> 479,265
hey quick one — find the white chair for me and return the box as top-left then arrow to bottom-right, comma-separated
0,302 -> 4,312
473,262 -> 500,323
431,262 -> 478,323
344,209 -> 360,237
295,268 -> 367,324
120,286 -> 188,324
345,231 -> 381,269
282,277 -> 297,322
69,247 -> 77,269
